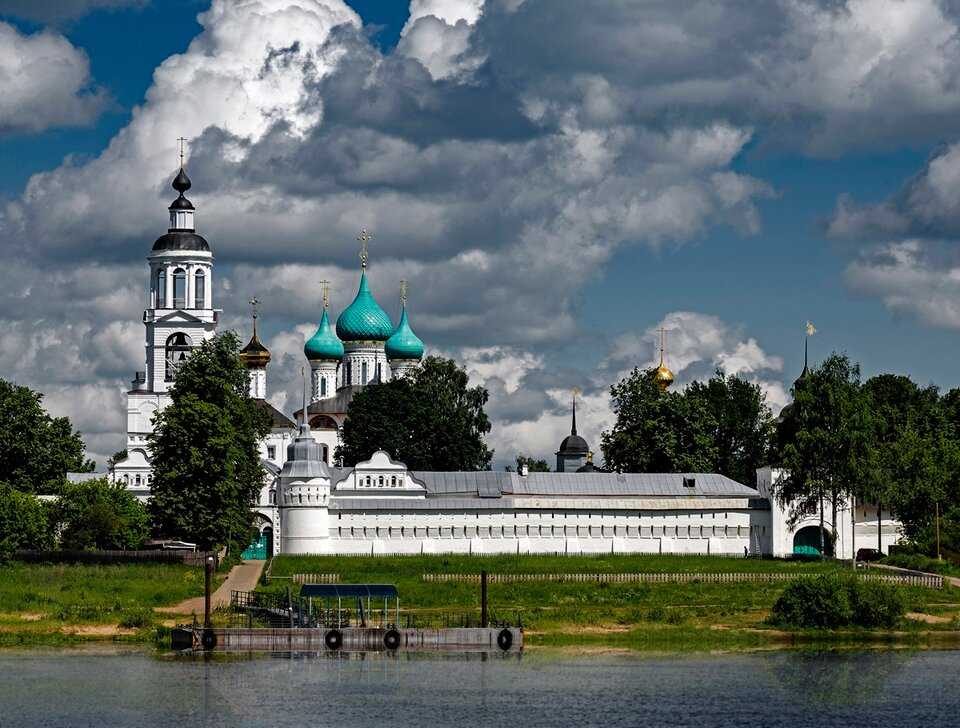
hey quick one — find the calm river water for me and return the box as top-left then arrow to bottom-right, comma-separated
1,648 -> 958,727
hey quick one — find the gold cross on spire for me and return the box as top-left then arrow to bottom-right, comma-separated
658,326 -> 667,365
572,386 -> 581,403
400,279 -> 408,307
177,137 -> 188,167
320,280 -> 330,310
249,297 -> 260,320
357,229 -> 373,268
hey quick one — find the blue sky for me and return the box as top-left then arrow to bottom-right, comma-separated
3,0 -> 960,465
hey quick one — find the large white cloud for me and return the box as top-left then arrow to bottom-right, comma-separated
0,22 -> 107,135
8,0 -> 951,463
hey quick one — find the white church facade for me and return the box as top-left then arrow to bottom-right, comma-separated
110,166 -> 902,560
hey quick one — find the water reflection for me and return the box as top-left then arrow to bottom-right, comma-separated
767,651 -> 912,708
2,648 -> 958,727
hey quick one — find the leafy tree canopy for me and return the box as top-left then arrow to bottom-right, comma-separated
148,333 -> 271,550
686,369 -> 775,486
52,477 -> 149,551
513,455 -> 550,472
0,379 -> 94,493
0,483 -> 51,560
601,368 -> 718,473
774,354 -> 872,525
337,356 -> 493,470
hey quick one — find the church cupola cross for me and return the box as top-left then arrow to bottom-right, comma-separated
357,229 -> 373,268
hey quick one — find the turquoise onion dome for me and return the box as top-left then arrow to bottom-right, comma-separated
336,271 -> 394,342
386,306 -> 425,360
304,309 -> 344,360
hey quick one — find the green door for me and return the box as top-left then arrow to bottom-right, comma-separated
241,533 -> 267,560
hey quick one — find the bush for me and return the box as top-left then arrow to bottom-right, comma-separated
770,575 -> 905,629
848,580 -> 906,628
770,574 -> 852,628
118,607 -> 155,629
0,483 -> 52,560
51,478 -> 149,551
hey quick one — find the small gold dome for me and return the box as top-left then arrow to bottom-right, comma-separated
653,363 -> 674,390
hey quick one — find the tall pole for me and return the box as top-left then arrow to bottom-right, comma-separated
481,570 -> 488,628
877,499 -> 882,555
936,501 -> 942,561
204,556 -> 213,629
851,494 -> 857,569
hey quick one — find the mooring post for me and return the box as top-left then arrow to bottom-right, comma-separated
204,556 -> 213,629
481,569 -> 488,628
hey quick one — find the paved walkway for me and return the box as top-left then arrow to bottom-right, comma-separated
156,560 -> 266,615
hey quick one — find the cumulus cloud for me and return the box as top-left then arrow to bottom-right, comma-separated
11,0 -> 950,462
845,239 -> 960,329
0,22 -> 107,135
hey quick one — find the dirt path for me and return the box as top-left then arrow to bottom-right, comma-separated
156,560 -> 266,616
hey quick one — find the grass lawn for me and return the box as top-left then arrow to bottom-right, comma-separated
262,554 -> 960,650
0,562 -> 214,646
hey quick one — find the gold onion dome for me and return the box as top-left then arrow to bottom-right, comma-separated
653,361 -> 674,390
240,300 -> 271,368
651,326 -> 673,390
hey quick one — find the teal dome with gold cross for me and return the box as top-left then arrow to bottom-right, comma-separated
335,271 -> 395,342
304,309 -> 344,361
385,306 -> 424,360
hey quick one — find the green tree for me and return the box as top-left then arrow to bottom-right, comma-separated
0,379 -> 94,493
514,455 -> 550,472
52,478 -> 150,550
864,376 -> 959,553
337,356 -> 493,470
148,333 -> 271,550
775,354 -> 873,556
601,368 -> 718,473
0,483 -> 52,560
686,370 -> 775,486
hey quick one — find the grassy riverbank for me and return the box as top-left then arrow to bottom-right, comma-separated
0,561 -> 216,646
263,554 -> 960,650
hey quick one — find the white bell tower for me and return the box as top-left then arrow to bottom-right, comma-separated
112,144 -> 220,495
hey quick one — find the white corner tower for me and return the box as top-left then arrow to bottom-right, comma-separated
278,379 -> 332,554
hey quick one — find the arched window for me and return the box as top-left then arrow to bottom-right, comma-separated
320,377 -> 327,397
378,476 -> 384,487
321,444 -> 329,464
375,362 -> 382,382
135,474 -> 141,486
361,361 -> 368,384
391,476 -> 397,487
165,332 -> 193,380
156,269 -> 166,308
172,268 -> 187,308
194,270 -> 205,309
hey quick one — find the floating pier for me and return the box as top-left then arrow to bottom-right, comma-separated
172,626 -> 522,653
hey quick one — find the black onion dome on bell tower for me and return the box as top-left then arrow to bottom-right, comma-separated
152,166 -> 211,252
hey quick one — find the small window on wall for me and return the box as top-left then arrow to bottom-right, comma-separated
361,361 -> 368,384
194,270 -> 206,309
267,446 -> 276,460
321,445 -> 329,464
172,268 -> 186,308
156,269 -> 166,307
320,377 -> 327,397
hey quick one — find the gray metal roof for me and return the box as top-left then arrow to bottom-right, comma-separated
327,469 -> 758,506
508,472 -> 757,498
